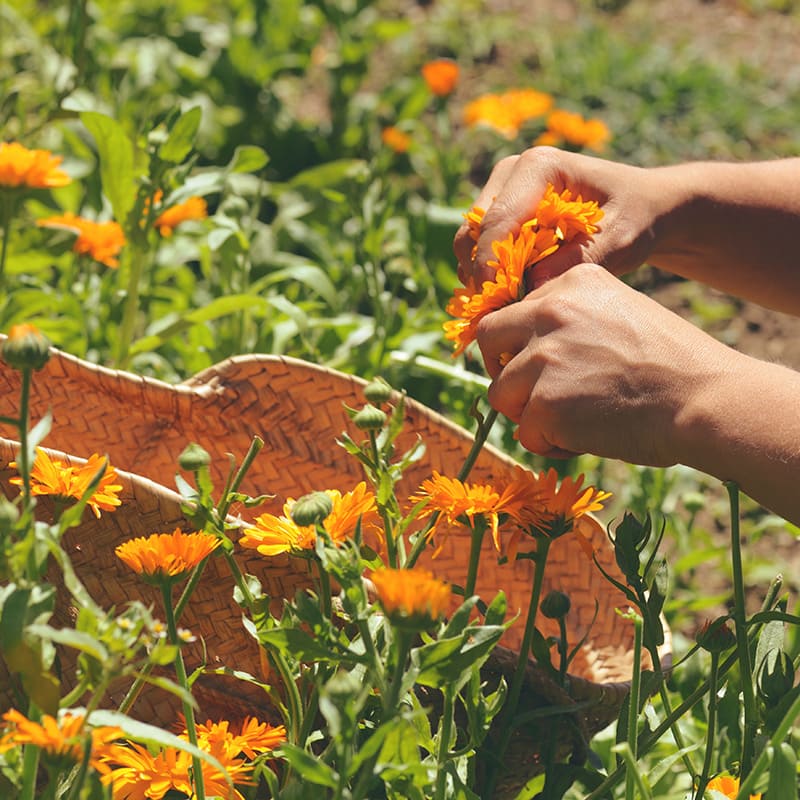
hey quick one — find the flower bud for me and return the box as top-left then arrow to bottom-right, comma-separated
352,404 -> 387,431
290,491 -> 333,527
540,590 -> 571,620
696,617 -> 736,653
2,324 -> 51,371
758,650 -> 795,706
363,377 -> 392,405
178,442 -> 211,471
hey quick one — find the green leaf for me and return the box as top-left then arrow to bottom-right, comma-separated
80,111 -> 137,224
276,743 -> 340,788
767,743 -> 797,800
257,628 -> 344,663
228,145 -> 269,173
158,106 -> 202,164
25,624 -> 109,663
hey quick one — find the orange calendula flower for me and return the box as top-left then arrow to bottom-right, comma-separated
502,467 -> 612,560
536,109 -> 611,151
192,716 -> 287,760
0,142 -> 72,189
37,212 -> 126,268
410,471 -> 525,553
0,709 -> 122,769
10,449 -> 122,517
381,126 -> 412,154
705,775 -> 761,800
463,89 -> 553,139
421,59 -> 459,96
240,482 -> 379,557
154,196 -> 208,237
115,528 -> 221,583
444,184 -> 603,355
371,567 -> 451,629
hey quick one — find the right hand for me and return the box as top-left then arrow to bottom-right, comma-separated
454,146 -> 667,289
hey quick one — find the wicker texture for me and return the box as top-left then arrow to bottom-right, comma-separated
0,344 -> 670,740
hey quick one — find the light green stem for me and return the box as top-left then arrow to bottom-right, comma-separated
694,651 -> 720,800
434,686 -> 455,800
115,245 -> 147,370
625,613 -> 644,800
463,517 -> 486,600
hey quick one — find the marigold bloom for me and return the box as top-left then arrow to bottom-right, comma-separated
381,126 -> 412,154
421,59 -> 460,96
536,109 -> 611,151
0,142 -> 72,189
463,89 -> 553,139
444,185 -> 603,355
0,709 -> 122,769
410,471 -> 525,553
154,196 -> 208,237
705,775 -> 761,800
192,717 -> 286,760
371,567 -> 451,628
115,528 -> 221,582
10,449 -> 122,517
240,482 -> 379,557
37,212 -> 126,268
502,467 -> 612,560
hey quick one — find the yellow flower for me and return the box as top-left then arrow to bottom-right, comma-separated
192,716 -> 286,760
95,742 -> 174,800
37,212 -> 126,268
409,471 -> 525,553
240,482 -> 378,557
502,467 -> 612,559
115,528 -> 221,583
154,196 -> 208,237
9,449 -> 122,517
0,142 -> 72,189
535,109 -> 611,151
444,185 -> 603,355
0,709 -> 122,770
381,126 -> 412,154
463,89 -> 553,139
421,59 -> 460,96
706,774 -> 761,800
371,567 -> 451,628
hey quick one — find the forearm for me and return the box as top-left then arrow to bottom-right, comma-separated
676,349 -> 800,525
647,159 -> 800,314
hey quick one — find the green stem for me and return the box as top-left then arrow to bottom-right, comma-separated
161,583 -> 206,800
625,612 -> 644,800
725,481 -> 756,778
463,517 -> 486,600
115,245 -> 147,370
483,535 -> 551,798
694,651 -> 720,800
216,436 -> 264,520
0,214 -> 10,293
434,685 -> 455,800
17,368 -> 33,510
60,675 -> 91,708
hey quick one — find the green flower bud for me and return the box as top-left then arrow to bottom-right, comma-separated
758,650 -> 795,706
696,617 -> 736,653
352,404 -> 387,431
178,442 -> 212,471
291,491 -> 333,527
540,590 -> 571,619
363,377 -> 392,405
2,324 -> 51,371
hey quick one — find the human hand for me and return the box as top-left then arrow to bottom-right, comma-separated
454,146 -> 666,288
476,263 -> 736,466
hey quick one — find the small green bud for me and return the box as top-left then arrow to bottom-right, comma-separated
178,442 -> 212,471
352,404 -> 387,431
363,377 -> 392,405
2,324 -> 51,371
290,491 -> 333,527
682,491 -> 706,514
758,649 -> 795,706
696,616 -> 736,653
540,590 -> 571,620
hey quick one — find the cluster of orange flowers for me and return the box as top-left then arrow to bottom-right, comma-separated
536,109 -> 611,151
444,183 -> 603,355
0,141 -> 71,189
463,88 -> 554,139
10,448 -> 122,518
0,708 -> 286,800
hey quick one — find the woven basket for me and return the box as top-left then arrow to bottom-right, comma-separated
0,344 -> 670,792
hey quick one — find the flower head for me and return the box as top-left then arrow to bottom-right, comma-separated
240,482 -> 379,557
37,212 -> 126,268
10,449 -> 122,517
0,709 -> 122,770
705,775 -> 761,800
192,716 -> 287,760
115,528 -> 221,583
2,323 -> 51,371
409,471 -> 525,553
0,142 -> 71,189
536,109 -> 611,151
421,59 -> 459,96
371,567 -> 451,630
154,196 -> 208,237
381,126 -> 412,154
463,89 -> 553,139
